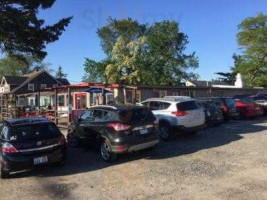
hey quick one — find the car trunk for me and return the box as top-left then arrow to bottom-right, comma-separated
8,123 -> 62,155
117,107 -> 157,136
177,101 -> 204,127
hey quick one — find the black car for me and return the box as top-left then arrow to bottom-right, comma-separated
198,97 -> 239,121
0,118 -> 67,179
197,100 -> 224,126
67,105 -> 160,162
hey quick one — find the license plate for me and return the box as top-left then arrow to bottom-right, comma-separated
140,129 -> 148,135
34,156 -> 48,165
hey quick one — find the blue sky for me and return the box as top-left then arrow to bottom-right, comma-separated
39,0 -> 267,83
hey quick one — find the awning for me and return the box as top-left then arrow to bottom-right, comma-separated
84,88 -> 113,94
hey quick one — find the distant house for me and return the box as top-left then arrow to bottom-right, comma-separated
0,69 -> 70,108
0,76 -> 28,94
186,73 -> 246,89
185,80 -> 229,87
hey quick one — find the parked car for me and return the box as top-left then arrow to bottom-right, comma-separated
140,97 -> 206,140
235,98 -> 263,118
197,97 -> 239,121
0,118 -> 66,179
196,100 -> 224,126
67,105 -> 159,162
246,95 -> 267,114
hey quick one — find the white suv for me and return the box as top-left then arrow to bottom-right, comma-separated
141,96 -> 206,140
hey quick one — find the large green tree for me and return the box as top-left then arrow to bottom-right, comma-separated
84,18 -> 198,85
0,55 -> 52,79
82,58 -> 109,83
0,0 -> 72,59
0,55 -> 29,78
236,13 -> 267,87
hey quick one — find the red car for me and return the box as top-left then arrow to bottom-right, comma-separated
235,99 -> 263,118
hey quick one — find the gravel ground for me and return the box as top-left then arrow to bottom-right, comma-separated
1,118 -> 267,200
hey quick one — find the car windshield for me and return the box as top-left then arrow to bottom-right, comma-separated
177,101 -> 200,111
9,123 -> 61,142
117,107 -> 156,124
224,98 -> 235,107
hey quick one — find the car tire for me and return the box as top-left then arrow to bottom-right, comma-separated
159,123 -> 173,141
100,139 -> 117,162
0,163 -> 9,179
67,134 -> 79,148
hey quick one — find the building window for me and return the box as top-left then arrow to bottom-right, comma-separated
40,84 -> 47,90
58,95 -> 65,107
28,97 -> 35,106
28,84 -> 34,91
53,84 -> 58,88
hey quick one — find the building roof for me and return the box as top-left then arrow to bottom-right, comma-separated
4,76 -> 28,85
57,78 -> 70,86
188,80 -> 229,87
10,70 -> 70,93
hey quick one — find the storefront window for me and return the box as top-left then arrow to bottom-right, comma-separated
58,95 -> 65,107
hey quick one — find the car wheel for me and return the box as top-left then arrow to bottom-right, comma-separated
67,134 -> 79,148
0,163 -> 9,179
159,123 -> 173,141
100,140 -> 117,162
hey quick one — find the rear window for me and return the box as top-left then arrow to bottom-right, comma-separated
198,101 -> 215,109
117,107 -> 156,124
9,123 -> 61,142
177,101 -> 200,111
240,98 -> 253,104
224,98 -> 235,107
149,101 -> 171,110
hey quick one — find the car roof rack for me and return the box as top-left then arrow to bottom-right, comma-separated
90,105 -> 118,110
163,96 -> 193,101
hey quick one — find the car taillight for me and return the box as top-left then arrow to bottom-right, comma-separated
2,143 -> 18,153
222,104 -> 228,112
108,123 -> 131,131
172,111 -> 188,117
117,146 -> 126,152
58,135 -> 66,145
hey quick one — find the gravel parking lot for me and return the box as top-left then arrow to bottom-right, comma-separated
1,118 -> 267,200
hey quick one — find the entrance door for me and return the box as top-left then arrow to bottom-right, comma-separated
75,93 -> 87,109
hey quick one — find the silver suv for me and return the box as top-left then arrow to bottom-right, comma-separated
141,96 -> 206,140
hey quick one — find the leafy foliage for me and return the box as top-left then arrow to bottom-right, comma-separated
55,66 -> 67,79
0,0 -> 72,59
0,55 -> 52,79
84,18 -> 198,85
0,55 -> 29,77
82,58 -> 109,83
215,54 -> 240,84
235,13 -> 267,87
